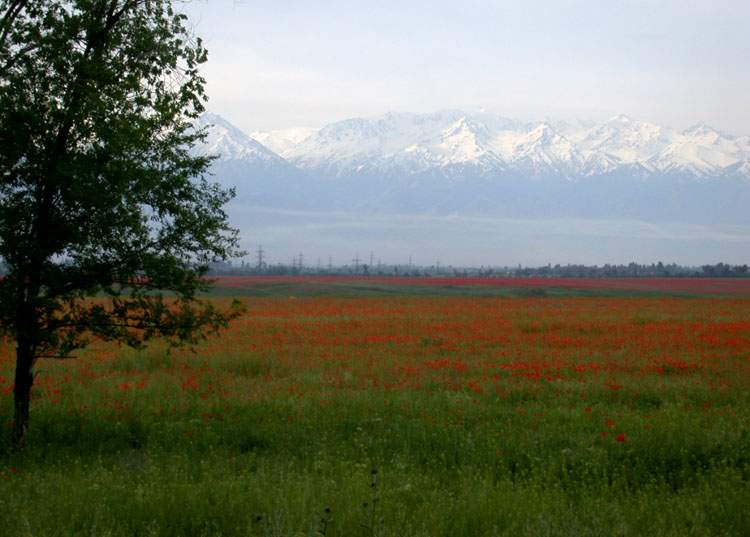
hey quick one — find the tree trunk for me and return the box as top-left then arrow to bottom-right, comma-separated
12,338 -> 34,447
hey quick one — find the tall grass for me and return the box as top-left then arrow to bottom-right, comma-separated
1,294 -> 749,536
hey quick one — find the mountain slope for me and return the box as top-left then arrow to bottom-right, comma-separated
273,111 -> 749,181
647,124 -> 747,177
249,127 -> 318,157
195,113 -> 291,165
193,113 -> 312,208
196,111 -> 750,224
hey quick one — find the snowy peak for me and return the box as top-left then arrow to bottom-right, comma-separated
610,114 -> 633,123
437,117 -> 493,162
511,123 -> 582,173
194,113 -> 287,165
215,110 -> 750,181
185,111 -> 750,226
524,123 -> 558,143
285,111 -> 501,175
647,124 -> 745,176
281,113 -> 593,177
682,123 -> 722,139
578,115 -> 672,166
397,116 -> 507,172
249,127 -> 318,157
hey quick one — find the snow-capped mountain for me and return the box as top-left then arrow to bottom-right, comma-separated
576,115 -> 673,171
194,111 -> 750,224
193,113 -> 309,207
194,113 -> 289,165
646,124 -> 748,176
263,110 -> 749,181
506,122 -> 583,177
280,111 -> 588,179
285,110 -> 502,177
249,127 -> 318,157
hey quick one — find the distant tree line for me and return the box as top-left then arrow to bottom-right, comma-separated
507,262 -> 748,278
207,260 -> 749,278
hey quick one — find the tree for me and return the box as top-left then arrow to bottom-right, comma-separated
0,0 -> 244,446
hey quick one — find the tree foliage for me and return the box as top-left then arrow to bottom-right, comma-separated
0,0 -> 244,444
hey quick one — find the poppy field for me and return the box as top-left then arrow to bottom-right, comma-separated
1,278 -> 749,536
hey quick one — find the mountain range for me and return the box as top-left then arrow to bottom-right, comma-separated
195,111 -> 750,224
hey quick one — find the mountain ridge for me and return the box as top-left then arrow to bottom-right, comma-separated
193,111 -> 750,225
232,110 -> 750,181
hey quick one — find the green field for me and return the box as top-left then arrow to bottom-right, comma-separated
1,280 -> 749,536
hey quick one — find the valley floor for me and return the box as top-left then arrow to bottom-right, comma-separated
1,279 -> 749,536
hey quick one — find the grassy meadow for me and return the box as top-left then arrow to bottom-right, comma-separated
1,278 -> 749,536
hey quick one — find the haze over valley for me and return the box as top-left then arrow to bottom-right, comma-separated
195,111 -> 750,266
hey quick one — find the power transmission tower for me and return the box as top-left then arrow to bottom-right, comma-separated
256,245 -> 264,272
328,255 -> 333,272
352,253 -> 361,274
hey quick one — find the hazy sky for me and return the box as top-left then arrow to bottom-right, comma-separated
180,1 -> 750,134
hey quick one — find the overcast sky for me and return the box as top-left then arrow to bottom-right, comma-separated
179,0 -> 750,134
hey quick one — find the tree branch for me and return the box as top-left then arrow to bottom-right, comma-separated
0,0 -> 30,44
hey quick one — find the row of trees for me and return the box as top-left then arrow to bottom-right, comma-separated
207,260 -> 750,279
509,262 -> 749,279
